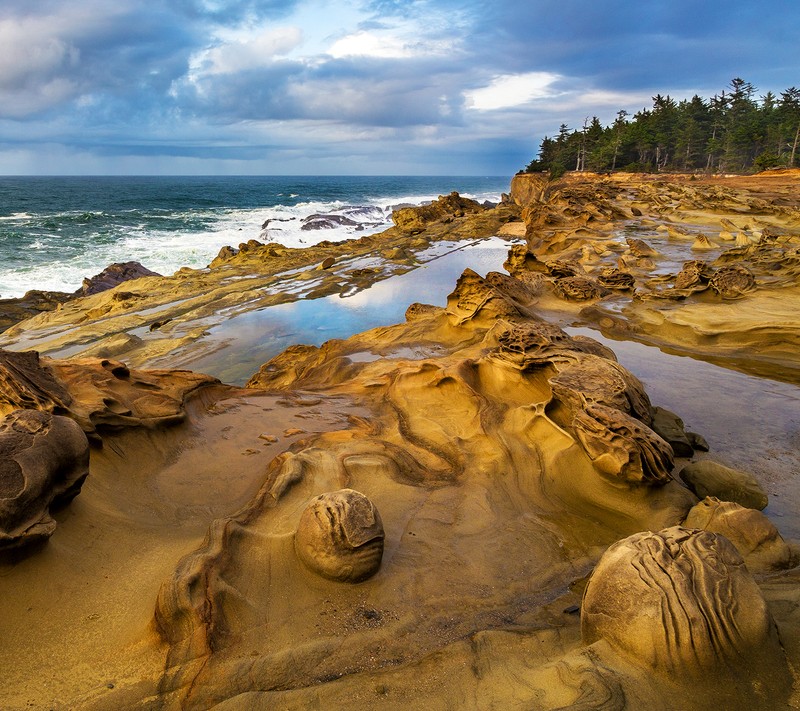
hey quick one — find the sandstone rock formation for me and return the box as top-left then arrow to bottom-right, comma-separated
581,526 -> 792,708
1,172 -> 799,711
294,489 -> 385,582
684,497 -> 797,571
679,458 -> 769,510
0,348 -> 218,440
77,260 -> 161,296
0,409 -> 89,551
0,290 -> 72,334
508,170 -> 800,381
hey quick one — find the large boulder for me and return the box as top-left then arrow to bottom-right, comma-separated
582,527 -> 786,680
0,409 -> 89,551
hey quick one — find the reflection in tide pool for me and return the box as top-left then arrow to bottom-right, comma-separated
568,327 -> 800,539
180,238 -> 511,385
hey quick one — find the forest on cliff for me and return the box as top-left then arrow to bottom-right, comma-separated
525,78 -> 800,175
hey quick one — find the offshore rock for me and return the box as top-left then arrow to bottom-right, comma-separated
77,261 -> 161,296
0,409 -> 89,551
301,214 -> 360,231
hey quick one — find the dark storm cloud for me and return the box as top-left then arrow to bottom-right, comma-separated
173,55 -> 468,127
472,0 -> 799,93
1,0 -> 798,174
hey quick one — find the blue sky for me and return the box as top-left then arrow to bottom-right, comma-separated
1,0 -> 797,175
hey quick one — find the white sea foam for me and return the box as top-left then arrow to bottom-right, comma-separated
0,182 -> 506,298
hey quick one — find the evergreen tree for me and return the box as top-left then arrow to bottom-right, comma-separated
522,78 -> 800,175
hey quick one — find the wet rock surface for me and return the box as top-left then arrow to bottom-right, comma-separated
1,172 -> 799,711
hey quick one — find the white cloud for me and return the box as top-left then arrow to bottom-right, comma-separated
187,25 -> 304,80
465,72 -> 562,111
329,30 -> 412,59
327,29 -> 458,59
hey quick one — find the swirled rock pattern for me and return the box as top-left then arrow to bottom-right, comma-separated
3,172 -> 800,711
0,409 -> 89,551
684,497 -> 796,571
294,489 -> 384,582
582,527 -> 784,673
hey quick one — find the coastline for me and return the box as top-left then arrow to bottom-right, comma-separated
1,173 -> 799,710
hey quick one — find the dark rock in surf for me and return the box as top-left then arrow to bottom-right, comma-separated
78,261 -> 161,297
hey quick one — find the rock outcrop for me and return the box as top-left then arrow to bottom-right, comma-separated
0,409 -> 89,551
77,260 -> 161,297
581,526 -> 792,707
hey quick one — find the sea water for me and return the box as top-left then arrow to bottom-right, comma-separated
0,175 -> 509,298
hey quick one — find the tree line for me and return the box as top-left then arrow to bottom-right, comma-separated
524,78 -> 800,176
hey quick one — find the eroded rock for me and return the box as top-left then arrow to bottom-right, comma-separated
78,261 -> 161,297
0,409 -> 89,551
582,527 -> 784,676
597,267 -> 635,290
674,260 -> 714,292
294,489 -> 385,583
679,459 -> 768,510
708,264 -> 756,298
572,403 -> 673,485
684,497 -> 796,570
553,276 -> 608,301
649,405 -> 694,457
392,192 -> 485,234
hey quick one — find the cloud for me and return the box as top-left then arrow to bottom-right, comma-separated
329,30 -> 439,59
465,72 -> 562,111
0,14 -> 83,116
1,0 -> 799,175
185,25 -> 304,79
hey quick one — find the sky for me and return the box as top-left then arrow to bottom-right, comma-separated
0,0 -> 798,176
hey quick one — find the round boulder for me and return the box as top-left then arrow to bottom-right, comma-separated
582,526 -> 779,675
294,489 -> 385,583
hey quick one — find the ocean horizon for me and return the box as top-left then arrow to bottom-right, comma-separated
0,174 -> 510,298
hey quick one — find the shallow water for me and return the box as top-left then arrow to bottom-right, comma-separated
178,238 -> 512,384
169,234 -> 799,540
569,327 -> 800,539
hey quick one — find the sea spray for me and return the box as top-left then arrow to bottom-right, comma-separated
0,175 -> 507,297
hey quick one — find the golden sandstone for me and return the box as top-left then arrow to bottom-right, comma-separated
1,170 -> 800,709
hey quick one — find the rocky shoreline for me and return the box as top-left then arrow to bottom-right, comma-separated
1,173 -> 799,710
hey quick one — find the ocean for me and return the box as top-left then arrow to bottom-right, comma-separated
0,175 -> 509,299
